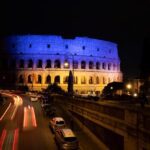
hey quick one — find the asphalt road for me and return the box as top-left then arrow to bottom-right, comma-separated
0,92 -> 101,150
0,94 -> 57,150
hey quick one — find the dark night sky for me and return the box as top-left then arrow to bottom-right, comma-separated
0,0 -> 150,79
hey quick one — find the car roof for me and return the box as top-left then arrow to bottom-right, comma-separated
61,129 -> 76,138
53,117 -> 64,121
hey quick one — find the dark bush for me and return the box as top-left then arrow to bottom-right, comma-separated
46,83 -> 66,95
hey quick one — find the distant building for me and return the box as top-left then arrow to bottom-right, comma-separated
0,35 -> 122,93
125,78 -> 143,95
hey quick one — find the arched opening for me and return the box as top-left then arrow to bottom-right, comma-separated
81,76 -> 86,84
81,61 -> 86,69
46,75 -> 51,84
28,75 -> 32,83
102,62 -> 106,69
46,60 -> 51,68
89,76 -> 94,84
54,59 -> 61,68
96,62 -> 100,69
28,59 -> 33,68
38,75 -> 42,84
73,61 -> 78,69
54,75 -> 60,84
89,61 -> 94,69
19,75 -> 24,83
37,59 -> 42,68
63,76 -> 68,84
74,76 -> 78,84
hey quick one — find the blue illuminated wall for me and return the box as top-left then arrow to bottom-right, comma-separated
4,35 -> 119,60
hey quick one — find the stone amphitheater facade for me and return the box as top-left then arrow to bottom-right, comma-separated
0,35 -> 123,94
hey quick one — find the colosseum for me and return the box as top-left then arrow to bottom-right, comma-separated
0,35 -> 122,94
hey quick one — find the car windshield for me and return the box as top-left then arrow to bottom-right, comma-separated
64,137 -> 77,142
56,121 -> 64,125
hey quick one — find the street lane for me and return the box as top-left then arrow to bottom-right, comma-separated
1,92 -> 102,150
0,94 -> 57,150
0,93 -> 22,150
18,95 -> 57,150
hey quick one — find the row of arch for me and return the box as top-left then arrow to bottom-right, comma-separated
6,59 -> 120,71
18,74 -> 120,85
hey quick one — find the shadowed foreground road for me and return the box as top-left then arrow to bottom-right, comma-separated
0,94 -> 57,150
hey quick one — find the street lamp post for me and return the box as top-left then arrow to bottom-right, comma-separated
32,73 -> 33,91
72,55 -> 74,85
32,59 -> 34,91
126,83 -> 132,95
64,54 -> 74,95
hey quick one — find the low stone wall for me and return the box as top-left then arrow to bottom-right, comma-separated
54,95 -> 150,150
70,110 -> 124,150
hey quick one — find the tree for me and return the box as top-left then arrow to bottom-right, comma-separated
68,70 -> 73,95
102,82 -> 124,97
46,83 -> 65,94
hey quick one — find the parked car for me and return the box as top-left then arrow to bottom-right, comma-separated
49,117 -> 66,133
55,128 -> 79,150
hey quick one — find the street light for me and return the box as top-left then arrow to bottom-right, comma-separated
126,83 -> 132,90
32,73 -> 34,91
32,59 -> 34,91
133,92 -> 138,97
110,86 -> 113,90
126,83 -> 132,95
64,54 -> 74,95
64,61 -> 69,68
